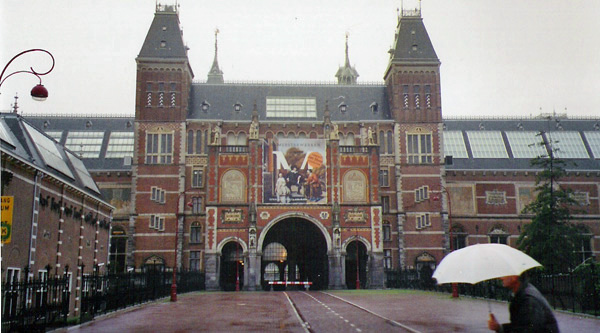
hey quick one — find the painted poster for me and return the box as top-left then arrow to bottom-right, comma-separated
264,138 -> 327,204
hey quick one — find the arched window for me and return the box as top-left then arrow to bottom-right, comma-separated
190,222 -> 202,244
379,131 -> 385,152
226,133 -> 236,145
387,130 -> 394,154
345,133 -> 355,146
195,130 -> 202,154
187,130 -> 193,154
263,242 -> 287,261
238,132 -> 247,145
264,263 -> 280,281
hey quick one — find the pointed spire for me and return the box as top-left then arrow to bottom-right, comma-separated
335,32 -> 359,85
11,94 -> 19,114
207,28 -> 224,84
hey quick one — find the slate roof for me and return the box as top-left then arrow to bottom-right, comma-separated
137,5 -> 188,61
388,15 -> 439,65
189,82 -> 391,122
0,113 -> 111,203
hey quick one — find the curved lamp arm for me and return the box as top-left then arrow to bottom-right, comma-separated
0,49 -> 55,101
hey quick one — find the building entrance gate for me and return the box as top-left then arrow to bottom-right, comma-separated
260,218 -> 328,290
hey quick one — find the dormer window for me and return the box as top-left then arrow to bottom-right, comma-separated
201,100 -> 210,112
338,102 -> 347,113
160,41 -> 167,48
233,102 -> 243,112
370,102 -> 378,113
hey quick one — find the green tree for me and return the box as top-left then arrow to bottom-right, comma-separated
517,133 -> 583,272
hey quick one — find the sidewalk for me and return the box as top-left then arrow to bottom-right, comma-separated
58,290 -> 600,332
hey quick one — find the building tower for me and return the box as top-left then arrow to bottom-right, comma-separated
133,3 -> 194,270
384,5 -> 446,270
335,33 -> 359,85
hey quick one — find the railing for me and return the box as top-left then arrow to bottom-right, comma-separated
80,268 -> 205,323
385,265 -> 600,317
2,271 -> 70,332
218,145 -> 249,153
339,146 -> 370,154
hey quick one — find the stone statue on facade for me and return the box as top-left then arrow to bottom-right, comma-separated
249,121 -> 259,140
329,123 -> 339,140
211,124 -> 221,145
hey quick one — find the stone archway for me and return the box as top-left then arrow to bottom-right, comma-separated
258,215 -> 331,290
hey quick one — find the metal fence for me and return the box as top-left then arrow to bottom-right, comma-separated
2,269 -> 70,332
80,268 -> 205,323
2,267 -> 205,331
385,264 -> 600,317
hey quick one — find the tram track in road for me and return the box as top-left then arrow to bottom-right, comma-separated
285,291 -> 422,333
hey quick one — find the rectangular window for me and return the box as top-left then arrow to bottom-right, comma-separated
191,197 -> 203,214
195,130 -> 203,154
381,196 -> 390,213
150,187 -> 166,204
416,213 -> 431,230
407,133 -> 432,164
266,97 -> 317,118
192,169 -> 204,188
425,85 -> 432,108
146,133 -> 173,164
379,169 -> 389,187
384,249 -> 392,270
190,224 -> 202,244
190,251 -> 201,271
150,215 -> 165,231
415,186 -> 429,203
383,224 -> 391,241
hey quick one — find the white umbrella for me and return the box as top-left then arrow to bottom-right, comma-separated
432,243 -> 542,285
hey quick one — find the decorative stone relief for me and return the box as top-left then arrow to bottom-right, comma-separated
485,190 -> 507,205
220,169 -> 245,203
342,170 -> 367,203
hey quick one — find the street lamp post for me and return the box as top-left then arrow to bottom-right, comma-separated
0,49 -> 55,101
434,186 -> 459,298
171,192 -> 188,302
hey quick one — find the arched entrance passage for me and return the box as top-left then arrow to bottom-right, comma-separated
345,240 -> 368,289
260,217 -> 329,290
219,241 -> 244,291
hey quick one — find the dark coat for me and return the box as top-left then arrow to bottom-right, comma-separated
500,281 -> 559,333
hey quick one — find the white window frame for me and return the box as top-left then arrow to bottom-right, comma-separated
146,132 -> 173,164
407,132 -> 433,164
416,213 -> 431,230
415,186 -> 429,203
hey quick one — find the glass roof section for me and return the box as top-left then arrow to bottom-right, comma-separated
106,132 -> 134,158
547,132 -> 589,159
583,131 -> 600,159
0,121 -> 16,147
45,131 -> 63,141
443,131 -> 469,158
466,131 -> 508,158
23,123 -> 74,178
266,97 -> 317,118
65,131 -> 104,158
66,151 -> 100,194
505,131 -> 548,158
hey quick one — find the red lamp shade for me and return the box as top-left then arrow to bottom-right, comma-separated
30,84 -> 48,101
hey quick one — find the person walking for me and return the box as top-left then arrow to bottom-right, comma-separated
488,275 -> 559,332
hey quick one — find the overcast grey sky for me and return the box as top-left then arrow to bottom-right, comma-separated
1,0 -> 599,118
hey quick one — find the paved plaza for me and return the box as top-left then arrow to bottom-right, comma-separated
58,290 -> 600,332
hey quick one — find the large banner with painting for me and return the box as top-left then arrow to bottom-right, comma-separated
264,138 -> 327,204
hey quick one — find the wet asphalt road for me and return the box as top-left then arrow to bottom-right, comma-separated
57,290 -> 600,333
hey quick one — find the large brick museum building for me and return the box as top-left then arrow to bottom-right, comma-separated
19,4 -> 600,290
